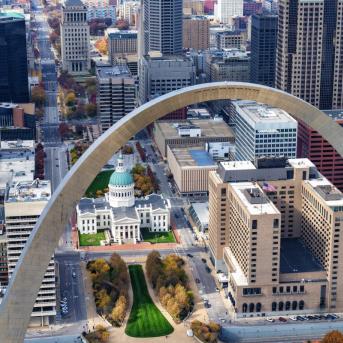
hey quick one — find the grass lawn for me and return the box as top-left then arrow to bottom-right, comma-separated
79,232 -> 106,246
85,170 -> 114,197
125,265 -> 174,337
141,228 -> 176,244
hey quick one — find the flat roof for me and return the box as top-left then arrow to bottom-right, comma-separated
6,180 -> 51,203
156,118 -> 234,140
280,238 -> 324,273
0,11 -> 25,21
231,182 -> 280,215
221,160 -> 256,171
323,109 -> 343,122
306,178 -> 343,207
232,100 -> 297,129
96,64 -> 131,79
170,147 -> 217,167
190,202 -> 209,226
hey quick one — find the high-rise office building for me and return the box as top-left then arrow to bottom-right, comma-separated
139,54 -> 196,104
250,13 -> 278,87
0,12 -> 29,103
214,0 -> 243,26
143,0 -> 183,55
209,157 -> 343,316
60,0 -> 90,75
183,16 -> 209,50
229,100 -> 297,161
297,110 -> 343,192
96,65 -> 136,132
275,0 -> 343,109
5,180 -> 56,326
106,28 -> 138,64
205,49 -> 250,83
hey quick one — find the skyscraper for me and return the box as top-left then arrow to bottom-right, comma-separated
60,0 -> 90,75
250,13 -> 278,87
214,0 -> 243,26
0,12 -> 29,103
275,0 -> 343,110
143,0 -> 183,55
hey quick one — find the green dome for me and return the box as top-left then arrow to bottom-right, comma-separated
109,170 -> 134,186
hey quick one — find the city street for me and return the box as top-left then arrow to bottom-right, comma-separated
55,252 -> 87,324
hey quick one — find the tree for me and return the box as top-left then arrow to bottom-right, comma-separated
65,91 -> 76,106
111,295 -> 127,325
85,103 -> 97,117
31,86 -> 46,107
95,38 -> 108,55
322,331 -> 343,343
132,164 -> 145,176
122,145 -> 133,155
96,289 -> 111,311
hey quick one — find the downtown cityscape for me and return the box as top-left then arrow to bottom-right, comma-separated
0,0 -> 343,342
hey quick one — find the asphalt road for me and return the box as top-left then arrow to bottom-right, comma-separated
55,253 -> 87,324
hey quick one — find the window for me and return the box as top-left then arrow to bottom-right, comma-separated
272,302 -> 277,311
299,300 -> 305,310
273,219 -> 279,228
252,220 -> 258,230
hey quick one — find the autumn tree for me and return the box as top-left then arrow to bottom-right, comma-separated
31,86 -> 46,108
95,38 -> 108,55
85,103 -> 97,117
65,91 -> 76,106
191,320 -> 221,343
111,295 -> 127,325
132,163 -> 145,176
322,331 -> 343,343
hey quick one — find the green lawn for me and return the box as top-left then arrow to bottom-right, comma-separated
125,265 -> 174,337
85,170 -> 114,197
141,228 -> 176,244
79,232 -> 106,246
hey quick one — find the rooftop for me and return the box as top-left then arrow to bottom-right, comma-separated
6,180 -> 51,203
280,238 -> 324,273
155,118 -> 234,140
0,11 -> 25,21
306,178 -> 343,207
170,147 -> 217,168
135,194 -> 169,211
106,28 -> 138,38
323,109 -> 343,122
232,100 -> 297,129
189,202 -> 209,226
220,160 -> 256,171
96,64 -> 131,79
231,182 -> 280,215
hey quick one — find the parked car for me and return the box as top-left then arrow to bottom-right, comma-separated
201,258 -> 207,263
279,317 -> 287,322
72,271 -> 76,278
187,253 -> 193,258
205,266 -> 211,273
215,287 -> 220,292
296,316 -> 305,321
289,316 -> 297,321
195,278 -> 200,284
266,318 -> 274,322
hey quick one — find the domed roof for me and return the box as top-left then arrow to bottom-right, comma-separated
109,170 -> 134,186
108,153 -> 134,187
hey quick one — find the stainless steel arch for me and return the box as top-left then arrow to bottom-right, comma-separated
1,82 -> 343,342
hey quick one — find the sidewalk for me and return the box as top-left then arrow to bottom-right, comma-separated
79,242 -> 178,252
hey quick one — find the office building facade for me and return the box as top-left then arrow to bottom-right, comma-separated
230,100 -> 297,161
183,16 -> 209,50
96,65 -> 136,132
297,111 -> 343,192
275,0 -> 343,109
209,158 -> 343,316
0,12 -> 29,103
60,0 -> 90,75
214,0 -> 243,26
5,180 -> 56,326
138,54 -> 195,104
143,0 -> 183,55
250,13 -> 277,87
106,28 -> 138,64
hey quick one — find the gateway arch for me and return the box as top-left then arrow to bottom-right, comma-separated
1,82 -> 343,342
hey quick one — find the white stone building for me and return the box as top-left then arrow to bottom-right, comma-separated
77,154 -> 170,244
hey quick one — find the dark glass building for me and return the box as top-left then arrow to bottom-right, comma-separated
250,13 -> 278,88
0,12 -> 29,103
143,0 -> 183,55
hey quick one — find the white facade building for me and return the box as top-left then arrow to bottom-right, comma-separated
77,154 -> 170,244
4,179 -> 56,327
214,0 -> 243,27
60,0 -> 90,75
230,100 -> 298,161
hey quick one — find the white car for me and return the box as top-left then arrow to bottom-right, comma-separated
290,316 -> 297,321
266,317 -> 275,322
